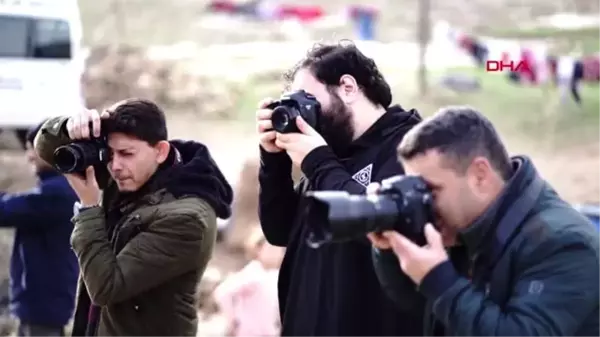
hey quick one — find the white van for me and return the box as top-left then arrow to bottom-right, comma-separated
0,0 -> 84,145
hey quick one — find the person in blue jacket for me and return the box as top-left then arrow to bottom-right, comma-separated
0,120 -> 79,336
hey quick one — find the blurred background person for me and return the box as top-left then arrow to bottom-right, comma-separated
214,227 -> 284,337
0,120 -> 79,337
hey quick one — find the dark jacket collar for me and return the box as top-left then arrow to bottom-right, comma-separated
458,156 -> 538,258
104,140 -> 233,219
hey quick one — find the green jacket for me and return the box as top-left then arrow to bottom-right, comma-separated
373,156 -> 599,336
34,116 -> 233,336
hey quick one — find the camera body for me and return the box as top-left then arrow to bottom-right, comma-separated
376,175 -> 434,241
267,90 -> 320,133
53,136 -> 110,175
304,175 -> 434,248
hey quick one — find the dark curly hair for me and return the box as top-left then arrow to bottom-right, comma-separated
283,40 -> 392,108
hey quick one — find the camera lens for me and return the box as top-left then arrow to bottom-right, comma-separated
53,145 -> 82,173
271,107 -> 290,130
305,192 -> 399,246
53,141 -> 102,174
271,106 -> 300,133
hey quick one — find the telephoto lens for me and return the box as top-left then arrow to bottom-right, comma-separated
303,175 -> 434,248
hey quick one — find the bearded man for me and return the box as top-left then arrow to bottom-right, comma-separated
255,41 -> 424,336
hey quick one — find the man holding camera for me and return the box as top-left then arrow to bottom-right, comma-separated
368,106 -> 599,335
257,41 -> 423,335
34,98 -> 234,336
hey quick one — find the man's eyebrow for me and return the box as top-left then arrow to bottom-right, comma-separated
111,147 -> 136,152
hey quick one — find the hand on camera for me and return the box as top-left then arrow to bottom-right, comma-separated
366,182 -> 449,285
65,166 -> 101,208
274,117 -> 326,167
66,108 -> 110,140
256,98 -> 284,153
256,97 -> 327,166
382,224 -> 449,285
63,108 -> 106,206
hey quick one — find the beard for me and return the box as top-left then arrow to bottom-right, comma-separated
317,91 -> 355,156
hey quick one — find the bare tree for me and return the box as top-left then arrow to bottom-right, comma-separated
417,0 -> 431,96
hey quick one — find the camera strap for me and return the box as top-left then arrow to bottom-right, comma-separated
489,176 -> 545,269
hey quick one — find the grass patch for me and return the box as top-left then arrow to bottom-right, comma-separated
414,67 -> 599,149
231,81 -> 281,122
446,26 -> 599,148
478,26 -> 600,54
229,66 -> 598,151
482,26 -> 599,39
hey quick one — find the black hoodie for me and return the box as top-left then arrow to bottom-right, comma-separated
258,106 -> 424,336
159,140 -> 233,219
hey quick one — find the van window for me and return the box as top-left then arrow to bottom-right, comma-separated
0,16 -> 29,58
0,15 -> 71,59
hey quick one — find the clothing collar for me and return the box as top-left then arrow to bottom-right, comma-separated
458,156 -> 537,258
103,140 -> 233,219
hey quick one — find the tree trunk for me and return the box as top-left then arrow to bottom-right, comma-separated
417,0 -> 431,96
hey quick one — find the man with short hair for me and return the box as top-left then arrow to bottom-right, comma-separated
257,41 -> 424,335
369,106 -> 600,336
0,121 -> 79,337
34,98 -> 234,336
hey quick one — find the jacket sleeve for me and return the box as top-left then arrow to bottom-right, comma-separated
371,248 -> 426,312
258,148 -> 300,246
259,145 -> 372,246
0,187 -> 70,228
419,231 -> 600,336
33,115 -> 72,167
70,200 -> 216,306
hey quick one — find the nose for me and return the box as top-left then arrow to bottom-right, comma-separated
109,156 -> 123,172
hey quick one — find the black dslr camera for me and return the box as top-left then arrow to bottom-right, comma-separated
52,123 -> 110,175
267,90 -> 320,133
304,175 -> 434,248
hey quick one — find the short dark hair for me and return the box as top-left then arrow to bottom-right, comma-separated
105,98 -> 167,145
284,40 -> 392,108
397,106 -> 513,180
